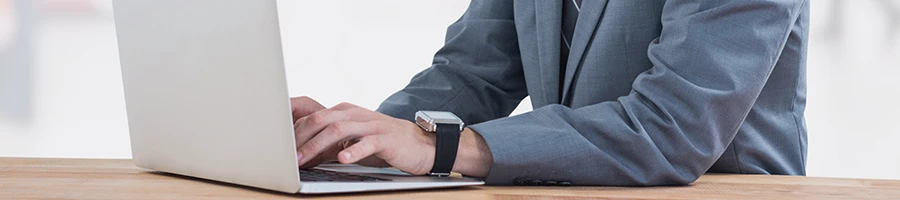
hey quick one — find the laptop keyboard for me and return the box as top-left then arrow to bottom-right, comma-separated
300,168 -> 392,182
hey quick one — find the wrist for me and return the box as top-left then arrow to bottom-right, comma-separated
451,128 -> 492,178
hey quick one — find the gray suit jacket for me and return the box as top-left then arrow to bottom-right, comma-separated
377,0 -> 809,186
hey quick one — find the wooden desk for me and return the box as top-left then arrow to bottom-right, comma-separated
1,158 -> 898,199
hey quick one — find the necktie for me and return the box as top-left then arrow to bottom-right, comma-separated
560,0 -> 582,101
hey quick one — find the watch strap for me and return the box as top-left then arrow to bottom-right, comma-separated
429,123 -> 460,176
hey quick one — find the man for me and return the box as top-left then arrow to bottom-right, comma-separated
290,0 -> 809,186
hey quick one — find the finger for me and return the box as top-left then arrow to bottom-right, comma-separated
294,106 -> 381,147
338,135 -> 384,164
291,96 -> 325,122
298,145 -> 343,169
340,138 -> 361,149
298,121 -> 380,165
331,102 -> 359,111
294,109 -> 353,149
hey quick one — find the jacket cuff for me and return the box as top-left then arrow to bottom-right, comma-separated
468,105 -> 584,185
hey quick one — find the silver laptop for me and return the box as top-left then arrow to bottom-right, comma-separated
112,0 -> 483,194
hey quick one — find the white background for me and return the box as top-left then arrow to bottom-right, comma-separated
1,0 -> 899,180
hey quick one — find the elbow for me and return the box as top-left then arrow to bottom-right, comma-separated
604,156 -> 710,186
632,169 -> 701,186
634,162 -> 706,186
659,149 -> 725,186
630,147 -> 723,186
666,169 -> 703,186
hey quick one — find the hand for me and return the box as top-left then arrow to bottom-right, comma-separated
294,102 -> 437,175
290,96 -> 326,122
289,96 -> 328,165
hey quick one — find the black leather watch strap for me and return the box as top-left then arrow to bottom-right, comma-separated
430,123 -> 460,176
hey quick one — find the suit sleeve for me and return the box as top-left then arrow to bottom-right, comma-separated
469,0 -> 807,185
376,0 -> 527,124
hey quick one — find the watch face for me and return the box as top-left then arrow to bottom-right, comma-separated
416,111 -> 464,132
422,111 -> 458,120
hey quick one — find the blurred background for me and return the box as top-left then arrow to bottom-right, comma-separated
1,0 -> 898,180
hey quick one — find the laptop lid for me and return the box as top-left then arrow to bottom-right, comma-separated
113,0 -> 301,193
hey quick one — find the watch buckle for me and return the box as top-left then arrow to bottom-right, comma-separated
427,172 -> 452,177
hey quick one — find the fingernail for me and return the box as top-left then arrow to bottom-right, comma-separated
297,152 -> 304,161
341,152 -> 351,160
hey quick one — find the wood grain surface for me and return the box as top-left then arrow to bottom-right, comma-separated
1,157 -> 899,199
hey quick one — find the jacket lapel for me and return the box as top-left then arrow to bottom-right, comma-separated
560,0 -> 609,104
533,0 -> 562,105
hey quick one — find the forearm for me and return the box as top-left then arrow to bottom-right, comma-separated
451,128 -> 492,178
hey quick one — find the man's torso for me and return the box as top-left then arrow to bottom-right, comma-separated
512,0 -> 808,175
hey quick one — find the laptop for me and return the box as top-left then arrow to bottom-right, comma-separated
111,0 -> 483,194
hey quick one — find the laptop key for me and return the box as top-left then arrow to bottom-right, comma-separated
300,168 -> 392,182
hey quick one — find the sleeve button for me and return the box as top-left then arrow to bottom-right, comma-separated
558,181 -> 572,186
513,178 -> 527,186
528,179 -> 544,186
544,181 -> 558,186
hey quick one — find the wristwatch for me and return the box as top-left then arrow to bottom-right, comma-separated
414,111 -> 464,177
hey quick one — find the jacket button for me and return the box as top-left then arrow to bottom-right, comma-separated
528,179 -> 544,186
544,181 -> 558,186
513,179 -> 527,186
558,181 -> 572,186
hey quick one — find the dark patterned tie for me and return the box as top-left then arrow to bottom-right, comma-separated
560,0 -> 582,101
